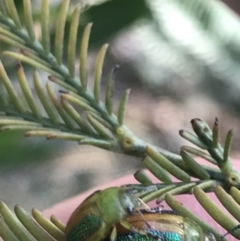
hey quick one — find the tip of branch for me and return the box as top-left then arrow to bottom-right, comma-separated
191,118 -> 202,124
17,61 -> 22,69
48,75 -> 55,81
179,130 -> 184,136
47,135 -> 56,140
59,89 -> 68,94
19,49 -> 29,57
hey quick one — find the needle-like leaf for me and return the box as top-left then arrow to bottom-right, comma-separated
55,0 -> 70,64
94,44 -> 108,103
80,23 -> 92,90
117,89 -> 131,126
68,5 -> 81,78
41,0 -> 50,53
5,0 -> 21,28
23,0 -> 35,41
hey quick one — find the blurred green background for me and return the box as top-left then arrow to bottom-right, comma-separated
1,0 -> 240,211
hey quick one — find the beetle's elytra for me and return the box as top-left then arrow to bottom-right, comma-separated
65,187 -> 217,241
106,208 -> 218,241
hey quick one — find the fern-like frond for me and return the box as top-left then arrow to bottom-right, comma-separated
0,201 -> 65,241
165,186 -> 240,240
119,118 -> 240,211
0,0 -> 240,193
0,0 -> 153,157
0,0 -> 240,239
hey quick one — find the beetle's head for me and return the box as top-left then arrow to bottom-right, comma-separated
119,190 -> 142,215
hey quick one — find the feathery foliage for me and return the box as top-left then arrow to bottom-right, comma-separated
0,0 -> 240,240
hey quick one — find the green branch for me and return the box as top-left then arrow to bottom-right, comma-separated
0,0 -> 240,239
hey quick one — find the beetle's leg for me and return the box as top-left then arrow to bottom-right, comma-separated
110,225 -> 117,241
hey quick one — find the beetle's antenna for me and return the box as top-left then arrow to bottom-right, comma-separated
137,210 -> 152,229
221,224 -> 240,238
129,197 -> 162,240
138,198 -> 151,211
134,212 -> 162,241
135,198 -> 154,230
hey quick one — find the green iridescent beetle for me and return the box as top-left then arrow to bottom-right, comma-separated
65,187 -> 219,241
65,186 -> 157,241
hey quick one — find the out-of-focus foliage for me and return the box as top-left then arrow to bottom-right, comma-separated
111,0 -> 240,116
0,132 -> 58,166
31,0 -> 152,46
